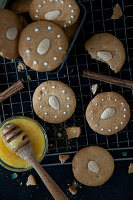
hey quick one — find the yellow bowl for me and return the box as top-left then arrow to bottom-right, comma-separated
0,116 -> 48,172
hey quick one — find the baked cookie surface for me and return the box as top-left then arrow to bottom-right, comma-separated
72,146 -> 114,186
0,9 -> 23,59
33,81 -> 76,124
85,33 -> 126,73
29,0 -> 80,28
18,21 -> 69,72
9,0 -> 32,14
86,92 -> 130,135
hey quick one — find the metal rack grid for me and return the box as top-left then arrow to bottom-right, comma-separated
0,0 -> 133,165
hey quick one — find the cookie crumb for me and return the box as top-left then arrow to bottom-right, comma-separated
59,154 -> 70,164
26,174 -> 37,186
57,132 -> 62,137
49,143 -> 54,148
91,84 -> 99,95
68,186 -> 77,195
20,182 -> 23,186
111,4 -> 123,19
17,62 -> 26,72
128,163 -> 133,174
66,126 -> 81,139
27,75 -> 31,80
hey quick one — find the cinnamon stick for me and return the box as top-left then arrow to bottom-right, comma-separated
0,80 -> 24,102
83,70 -> 133,89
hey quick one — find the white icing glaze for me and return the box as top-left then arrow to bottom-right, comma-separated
33,61 -> 37,65
6,27 -> 17,40
27,37 -> 31,40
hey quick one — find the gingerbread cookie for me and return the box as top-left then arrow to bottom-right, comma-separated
33,81 -> 76,124
9,0 -> 32,14
29,0 -> 80,29
85,33 -> 126,73
0,9 -> 23,60
86,92 -> 130,136
18,21 -> 69,72
72,146 -> 114,186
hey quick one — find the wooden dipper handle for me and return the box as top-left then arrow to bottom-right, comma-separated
83,70 -> 133,89
0,80 -> 24,102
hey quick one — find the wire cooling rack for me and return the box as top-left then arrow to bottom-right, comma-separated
0,0 -> 133,166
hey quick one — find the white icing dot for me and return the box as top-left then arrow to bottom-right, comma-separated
61,0 -> 64,3
57,34 -> 61,38
101,128 -> 104,131
124,115 -> 126,118
95,124 -> 98,127
36,9 -> 39,12
33,60 -> 37,65
115,99 -> 117,101
50,0 -> 52,1
55,116 -> 57,118
102,99 -> 104,101
69,4 -> 72,7
71,15 -> 74,19
35,15 -> 39,18
124,108 -> 126,111
38,97 -> 41,100
42,87 -> 46,90
95,103 -> 98,106
71,9 -> 74,13
64,24 -> 67,28
59,47 -> 62,50
44,62 -> 48,66
27,37 -> 30,40
108,97 -> 111,100
35,28 -> 39,32
121,102 -> 124,105
45,112 -> 47,115
54,57 -> 57,60
26,49 -> 30,53
67,105 -> 70,108
67,97 -> 70,100
108,129 -> 111,132
68,20 -> 71,24
38,4 -> 42,7
115,127 -> 118,130
91,118 -> 94,120
40,105 -> 43,108
48,26 -> 51,30
63,112 -> 66,115
43,1 -> 46,3
91,110 -> 93,113
62,90 -> 65,93
52,86 -> 55,89
121,122 -> 123,125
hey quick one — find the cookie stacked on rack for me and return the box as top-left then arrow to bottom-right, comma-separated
0,0 -> 80,72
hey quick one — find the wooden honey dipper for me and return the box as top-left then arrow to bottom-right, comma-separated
2,123 -> 68,200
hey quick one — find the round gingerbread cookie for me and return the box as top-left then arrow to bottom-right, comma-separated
72,146 -> 114,186
18,21 -> 69,72
86,92 -> 130,135
9,0 -> 32,14
85,33 -> 126,73
29,0 -> 80,29
0,9 -> 23,59
33,80 -> 77,124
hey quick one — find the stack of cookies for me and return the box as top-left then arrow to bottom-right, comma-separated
0,0 -> 80,72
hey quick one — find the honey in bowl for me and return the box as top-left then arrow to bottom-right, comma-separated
0,116 -> 47,171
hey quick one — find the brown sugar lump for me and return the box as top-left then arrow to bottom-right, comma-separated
9,0 -> 32,14
85,92 -> 130,136
29,0 -> 80,29
18,21 -> 69,72
85,33 -> 126,73
72,146 -> 115,186
66,126 -> 81,139
0,9 -> 23,59
32,80 -> 77,124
